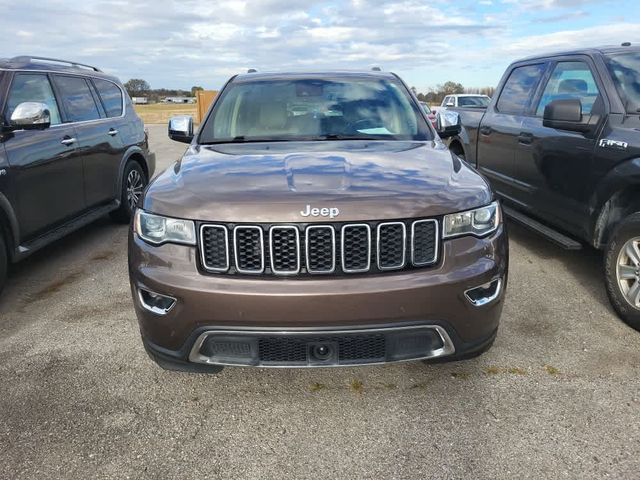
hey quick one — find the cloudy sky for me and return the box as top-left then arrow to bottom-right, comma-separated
1,0 -> 638,91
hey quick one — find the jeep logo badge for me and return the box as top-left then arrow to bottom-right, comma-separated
300,204 -> 340,219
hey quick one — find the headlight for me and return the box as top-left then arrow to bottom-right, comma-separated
443,201 -> 501,239
134,209 -> 196,245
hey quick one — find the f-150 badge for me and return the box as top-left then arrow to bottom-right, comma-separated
599,139 -> 628,150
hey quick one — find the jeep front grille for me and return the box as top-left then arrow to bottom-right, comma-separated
200,219 -> 438,276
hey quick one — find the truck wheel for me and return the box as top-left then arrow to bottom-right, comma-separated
110,160 -> 147,224
0,232 -> 7,295
604,212 -> 640,331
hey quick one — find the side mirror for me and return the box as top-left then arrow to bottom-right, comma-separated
543,99 -> 593,133
168,115 -> 194,143
436,110 -> 461,139
10,102 -> 51,130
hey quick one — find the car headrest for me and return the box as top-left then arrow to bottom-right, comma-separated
558,79 -> 588,94
258,101 -> 287,130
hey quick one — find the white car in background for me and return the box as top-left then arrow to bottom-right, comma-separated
432,94 -> 491,115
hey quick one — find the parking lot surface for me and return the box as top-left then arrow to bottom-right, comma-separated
1,125 -> 639,479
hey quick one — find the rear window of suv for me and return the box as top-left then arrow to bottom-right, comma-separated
52,75 -> 101,122
199,76 -> 432,144
93,78 -> 123,117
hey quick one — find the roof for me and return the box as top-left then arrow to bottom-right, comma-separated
0,56 -> 121,82
232,70 -> 398,83
514,43 -> 640,63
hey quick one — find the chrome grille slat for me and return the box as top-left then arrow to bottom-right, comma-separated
341,224 -> 372,273
200,224 -> 229,272
233,226 -> 265,274
201,219 -> 439,275
306,225 -> 336,274
377,222 -> 406,270
411,219 -> 438,266
269,226 -> 300,275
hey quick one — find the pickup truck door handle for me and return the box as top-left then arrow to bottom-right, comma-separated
518,132 -> 534,145
108,128 -> 119,136
60,136 -> 76,146
479,126 -> 492,136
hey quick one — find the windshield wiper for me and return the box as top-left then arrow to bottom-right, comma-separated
314,134 -> 375,141
202,136 -> 292,145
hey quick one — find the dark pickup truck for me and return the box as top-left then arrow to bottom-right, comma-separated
445,43 -> 640,330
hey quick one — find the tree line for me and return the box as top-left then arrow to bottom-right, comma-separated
412,81 -> 495,105
124,79 -> 204,102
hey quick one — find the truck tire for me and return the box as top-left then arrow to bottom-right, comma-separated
604,212 -> 640,331
110,160 -> 147,224
0,232 -> 7,295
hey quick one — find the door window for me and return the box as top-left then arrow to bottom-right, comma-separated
536,61 -> 600,116
93,78 -> 123,117
496,64 -> 545,115
5,73 -> 61,125
52,75 -> 101,122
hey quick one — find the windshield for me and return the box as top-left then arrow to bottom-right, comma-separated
605,52 -> 640,113
199,76 -> 432,144
458,96 -> 490,107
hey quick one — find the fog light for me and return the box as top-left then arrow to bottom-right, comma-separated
138,288 -> 176,315
464,278 -> 502,306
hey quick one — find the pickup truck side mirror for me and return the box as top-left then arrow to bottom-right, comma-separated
9,102 -> 51,130
435,110 -> 462,139
543,99 -> 594,134
168,115 -> 194,143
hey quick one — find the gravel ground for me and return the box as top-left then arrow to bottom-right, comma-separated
1,125 -> 638,479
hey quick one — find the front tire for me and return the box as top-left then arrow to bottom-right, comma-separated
604,212 -> 640,331
110,160 -> 147,223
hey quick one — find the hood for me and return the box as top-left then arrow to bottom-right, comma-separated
144,140 -> 492,223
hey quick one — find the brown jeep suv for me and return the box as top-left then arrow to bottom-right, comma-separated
128,70 -> 508,373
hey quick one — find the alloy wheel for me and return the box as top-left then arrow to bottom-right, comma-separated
126,169 -> 144,210
616,237 -> 640,309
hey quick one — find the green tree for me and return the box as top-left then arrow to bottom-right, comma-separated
437,81 -> 464,96
191,85 -> 204,97
124,79 -> 150,97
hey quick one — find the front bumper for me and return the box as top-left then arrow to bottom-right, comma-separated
129,225 -> 508,368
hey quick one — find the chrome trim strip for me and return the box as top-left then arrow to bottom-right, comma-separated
188,325 -> 456,367
341,223 -> 372,273
233,225 -> 265,274
269,226 -> 301,275
464,278 -> 502,307
200,224 -> 230,272
411,219 -> 439,266
137,287 -> 176,316
305,225 -> 336,274
377,221 -> 407,270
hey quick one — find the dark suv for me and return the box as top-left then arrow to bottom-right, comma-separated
128,70 -> 508,373
0,56 -> 155,292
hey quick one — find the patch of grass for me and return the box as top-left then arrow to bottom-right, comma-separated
309,382 -> 326,392
450,372 -> 470,380
134,103 -> 198,125
349,379 -> 364,393
383,383 -> 397,390
508,367 -> 527,376
544,365 -> 560,376
485,366 -> 501,375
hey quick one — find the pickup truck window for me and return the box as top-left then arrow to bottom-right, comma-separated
496,64 -> 545,115
535,61 -> 600,116
604,52 -> 640,113
200,77 -> 432,143
5,73 -> 62,125
458,96 -> 490,107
